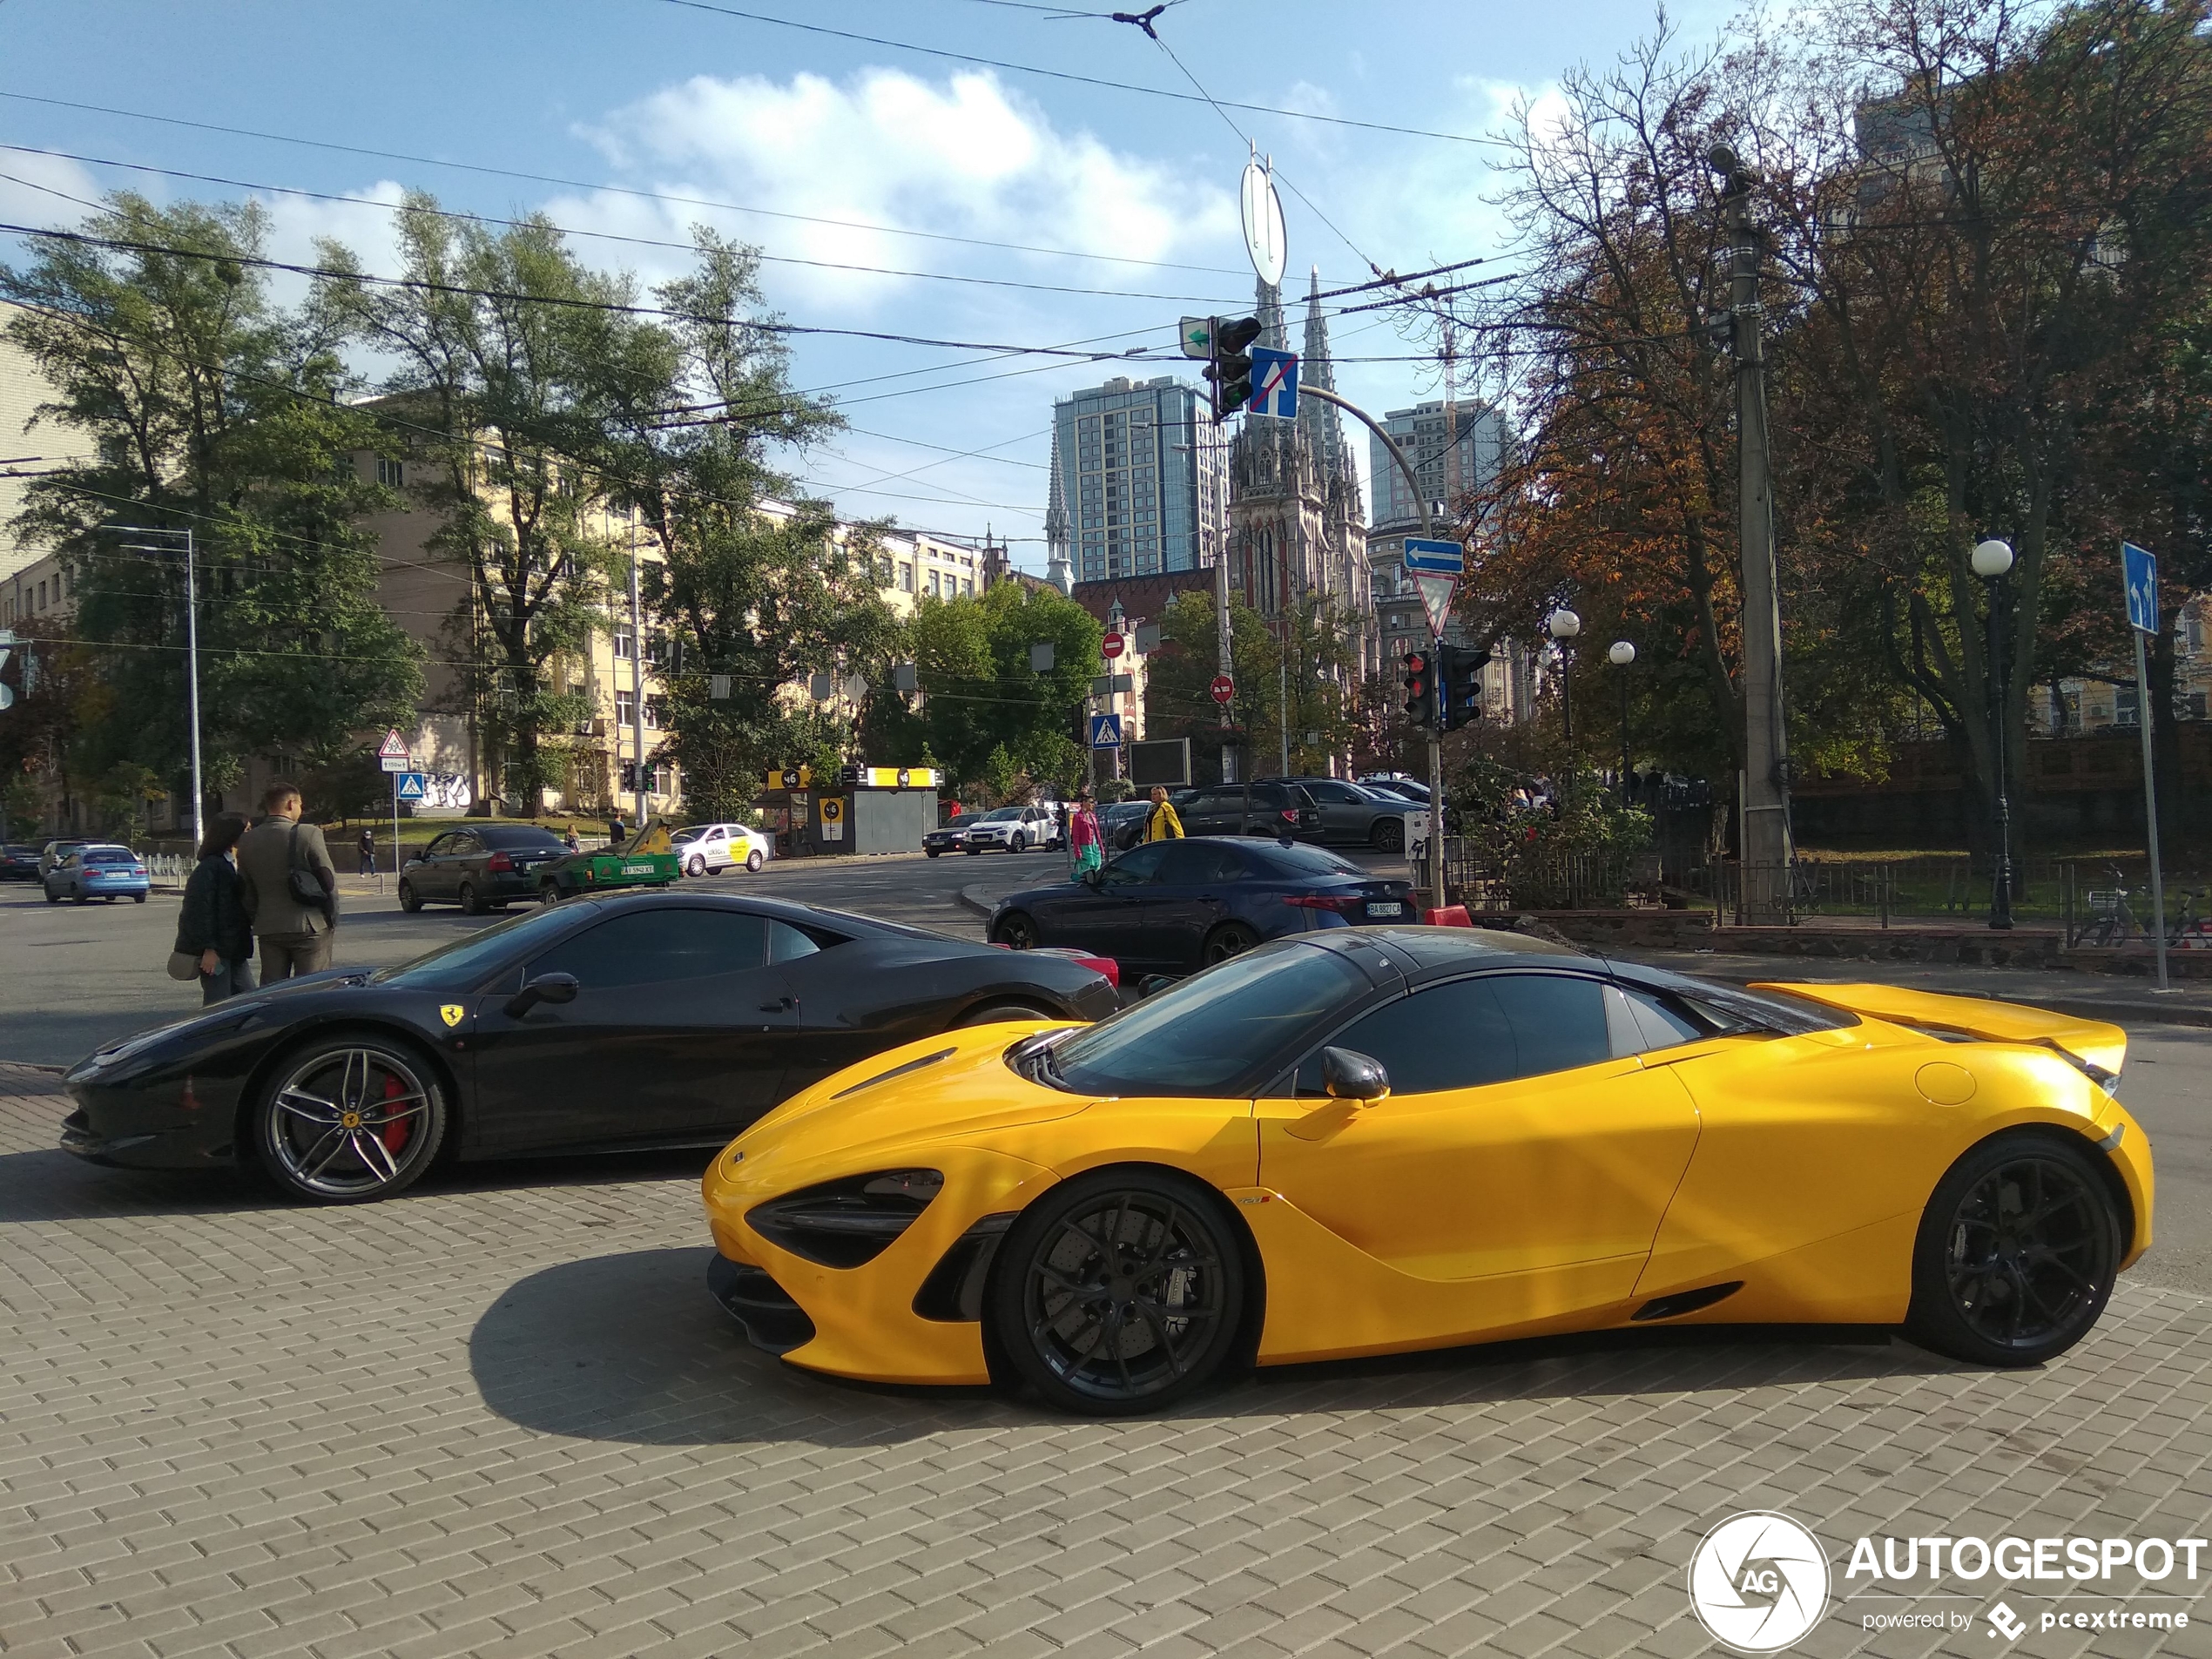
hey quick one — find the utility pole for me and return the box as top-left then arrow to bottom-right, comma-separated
1215,541 -> 1236,783
1711,142 -> 1792,921
628,507 -> 647,833
113,525 -> 203,850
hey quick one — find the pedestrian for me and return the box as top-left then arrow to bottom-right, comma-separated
563,826 -> 580,853
1068,789 -> 1103,881
236,783 -> 339,983
176,813 -> 255,1005
357,826 -> 375,876
1143,784 -> 1184,842
609,816 -> 626,846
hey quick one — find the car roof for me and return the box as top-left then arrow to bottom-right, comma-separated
1320,925 -> 1588,974
563,886 -> 952,943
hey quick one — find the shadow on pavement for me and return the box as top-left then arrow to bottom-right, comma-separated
469,1246 -> 1964,1448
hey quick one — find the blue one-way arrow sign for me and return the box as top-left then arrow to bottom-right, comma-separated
1402,538 -> 1467,576
395,772 -> 428,801
2123,542 -> 2160,634
1089,712 -> 1123,749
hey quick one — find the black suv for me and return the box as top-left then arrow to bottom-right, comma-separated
1170,780 -> 1324,841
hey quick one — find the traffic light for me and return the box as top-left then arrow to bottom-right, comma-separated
1434,642 -> 1487,732
1204,315 -> 1264,422
1400,648 -> 1433,727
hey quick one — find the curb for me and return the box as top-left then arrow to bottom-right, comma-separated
956,883 -> 998,920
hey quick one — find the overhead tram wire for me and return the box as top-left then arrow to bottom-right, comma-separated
0,91 -> 1278,277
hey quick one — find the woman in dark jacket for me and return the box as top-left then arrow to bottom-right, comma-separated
177,813 -> 255,1004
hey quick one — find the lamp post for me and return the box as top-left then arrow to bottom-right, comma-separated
1106,598 -> 1126,785
1547,608 -> 1581,742
1608,640 -> 1636,802
1972,538 -> 2015,929
111,524 -> 203,852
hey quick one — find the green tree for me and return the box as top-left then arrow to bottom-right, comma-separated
3,193 -> 422,815
908,583 -> 1101,794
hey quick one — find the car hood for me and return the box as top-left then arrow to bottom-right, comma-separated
725,1022 -> 1093,1178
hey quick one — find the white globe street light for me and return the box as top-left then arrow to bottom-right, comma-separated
1608,641 -> 1637,799
1971,538 -> 2014,578
1608,640 -> 1636,667
1548,608 -> 1581,640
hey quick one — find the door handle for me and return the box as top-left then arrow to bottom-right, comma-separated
759,995 -> 795,1012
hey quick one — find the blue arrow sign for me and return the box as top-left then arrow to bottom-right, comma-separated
1089,712 -> 1123,749
2123,542 -> 2160,634
395,772 -> 428,801
1402,537 -> 1467,576
1248,347 -> 1298,419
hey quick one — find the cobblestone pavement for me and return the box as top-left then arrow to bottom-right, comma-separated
3,1064 -> 2209,1659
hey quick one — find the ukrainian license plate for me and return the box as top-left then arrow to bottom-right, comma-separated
622,862 -> 655,875
1366,901 -> 1406,918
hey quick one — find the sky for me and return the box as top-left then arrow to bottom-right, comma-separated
0,0 -> 1736,572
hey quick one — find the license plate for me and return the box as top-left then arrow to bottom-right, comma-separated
1366,901 -> 1406,917
622,862 -> 655,875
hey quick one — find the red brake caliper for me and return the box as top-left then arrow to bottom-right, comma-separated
381,1072 -> 412,1155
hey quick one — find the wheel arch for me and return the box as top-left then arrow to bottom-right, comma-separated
1939,1117 -> 2141,1262
233,1018 -> 467,1169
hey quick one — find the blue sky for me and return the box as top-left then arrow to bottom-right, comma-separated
0,0 -> 1733,570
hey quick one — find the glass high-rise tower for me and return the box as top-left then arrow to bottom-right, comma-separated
1045,374 -> 1229,584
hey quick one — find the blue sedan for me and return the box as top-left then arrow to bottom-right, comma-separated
988,837 -> 1417,973
44,845 -> 152,905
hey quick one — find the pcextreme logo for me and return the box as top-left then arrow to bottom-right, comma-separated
1688,1512 -> 1831,1653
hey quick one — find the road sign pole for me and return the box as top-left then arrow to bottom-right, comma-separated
391,771 -> 400,898
2134,626 -> 2169,992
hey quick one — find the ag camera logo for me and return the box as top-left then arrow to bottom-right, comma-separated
1689,1512 -> 1831,1652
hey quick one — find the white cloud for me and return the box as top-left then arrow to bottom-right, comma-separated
0,148 -> 105,233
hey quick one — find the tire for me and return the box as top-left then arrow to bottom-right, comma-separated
965,846 -> 982,856
44,888 -> 58,904
133,893 -> 146,904
72,890 -> 87,905
992,911 -> 1039,950
458,881 -> 484,917
955,1001 -> 1052,1028
988,1166 -> 1246,1414
1905,1129 -> 2123,1368
1009,832 -> 1028,853
1371,817 -> 1406,853
927,848 -> 941,859
1201,921 -> 1259,966
397,880 -> 421,914
745,849 -> 764,873
252,1035 -> 448,1204
539,880 -> 562,905
686,853 -> 707,878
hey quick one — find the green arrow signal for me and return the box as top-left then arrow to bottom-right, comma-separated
1179,315 -> 1213,361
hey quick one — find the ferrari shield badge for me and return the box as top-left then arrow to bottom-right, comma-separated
439,1004 -> 465,1028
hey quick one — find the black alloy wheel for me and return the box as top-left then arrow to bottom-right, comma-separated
397,880 -> 421,914
1371,817 -> 1405,853
991,1168 -> 1245,1413
253,1036 -> 448,1204
459,880 -> 485,916
1201,921 -> 1259,965
1906,1130 -> 2121,1367
992,911 -> 1039,950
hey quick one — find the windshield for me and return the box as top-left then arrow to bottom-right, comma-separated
370,905 -> 582,989
85,848 -> 138,863
1049,942 -> 1370,1096
976,807 -> 1022,822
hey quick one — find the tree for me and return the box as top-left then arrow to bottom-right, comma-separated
1142,588 -> 1281,784
3,193 -> 423,815
907,583 -> 1100,795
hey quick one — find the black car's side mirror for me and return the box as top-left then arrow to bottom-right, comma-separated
1320,1046 -> 1390,1103
504,972 -> 580,1020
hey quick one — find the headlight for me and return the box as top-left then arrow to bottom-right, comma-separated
746,1169 -> 944,1267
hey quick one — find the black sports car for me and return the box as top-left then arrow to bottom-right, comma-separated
60,890 -> 1118,1204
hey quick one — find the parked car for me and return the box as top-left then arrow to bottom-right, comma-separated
60,890 -> 1119,1203
1359,775 -> 1431,805
1171,780 -> 1323,842
1099,799 -> 1151,853
44,844 -> 150,904
671,821 -> 770,877
700,936 -> 2148,1412
399,825 -> 570,914
40,838 -> 89,879
533,835 -> 682,903
961,804 -> 1063,854
988,836 -> 1416,973
922,819 -> 968,858
1258,775 -> 1422,851
0,843 -> 42,881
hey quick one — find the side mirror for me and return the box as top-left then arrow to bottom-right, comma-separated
503,971 -> 580,1020
1320,1046 -> 1390,1103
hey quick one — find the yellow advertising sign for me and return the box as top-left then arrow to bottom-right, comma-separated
840,765 -> 940,790
765,765 -> 812,790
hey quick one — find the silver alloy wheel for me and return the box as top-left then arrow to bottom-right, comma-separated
265,1046 -> 437,1200
687,853 -> 707,877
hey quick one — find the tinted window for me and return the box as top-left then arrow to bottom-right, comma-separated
449,833 -> 483,856
1099,843 -> 1171,885
1192,787 -> 1242,810
1305,780 -> 1363,805
482,826 -> 565,850
423,833 -> 457,857
1243,842 -> 1366,879
372,904 -> 583,989
1051,943 -> 1369,1096
1155,841 -> 1244,884
1620,986 -> 1707,1049
766,920 -> 821,963
1291,972 -> 1614,1096
528,908 -> 771,989
1251,783 -> 1289,807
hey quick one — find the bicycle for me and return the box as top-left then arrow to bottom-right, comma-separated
2076,867 -> 2144,948
2168,887 -> 2212,949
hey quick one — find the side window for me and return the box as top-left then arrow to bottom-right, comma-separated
424,833 -> 455,858
1154,841 -> 1240,885
1309,781 -> 1358,804
1615,985 -> 1710,1051
1252,783 -> 1287,808
766,920 -> 824,964
1101,842 -> 1171,886
706,827 -> 725,842
451,833 -> 482,858
1488,974 -> 1615,1076
527,909 -> 770,989
1290,973 -> 1616,1096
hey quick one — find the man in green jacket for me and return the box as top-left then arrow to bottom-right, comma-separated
236,784 -> 339,982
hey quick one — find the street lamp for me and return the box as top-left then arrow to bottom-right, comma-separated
1105,598 -> 1126,786
1608,640 -> 1636,802
110,524 -> 203,853
1547,608 -> 1581,744
1972,538 -> 2016,929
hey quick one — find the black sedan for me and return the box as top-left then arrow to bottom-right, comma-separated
60,890 -> 1119,1204
0,842 -> 40,880
988,837 -> 1418,973
398,824 -> 570,914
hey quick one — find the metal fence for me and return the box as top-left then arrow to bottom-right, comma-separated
1412,840 -> 1660,912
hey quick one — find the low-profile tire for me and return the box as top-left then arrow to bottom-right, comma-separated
1200,921 -> 1259,965
988,1165 -> 1246,1415
252,1035 -> 448,1204
955,1001 -> 1052,1028
1905,1129 -> 2123,1368
1371,816 -> 1406,853
686,853 -> 707,877
397,880 -> 421,914
745,848 -> 764,873
992,911 -> 1039,950
458,880 -> 485,916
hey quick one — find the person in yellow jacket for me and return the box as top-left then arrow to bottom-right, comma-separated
1143,785 -> 1184,842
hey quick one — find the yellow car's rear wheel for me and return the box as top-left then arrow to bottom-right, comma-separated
990,1168 -> 1244,1414
1906,1130 -> 2121,1367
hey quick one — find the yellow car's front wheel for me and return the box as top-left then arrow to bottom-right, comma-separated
990,1167 -> 1247,1414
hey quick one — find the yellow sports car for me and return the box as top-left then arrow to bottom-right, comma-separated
699,929 -> 2151,1414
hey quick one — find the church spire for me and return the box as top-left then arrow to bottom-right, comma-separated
1256,275 -> 1287,351
1298,264 -> 1352,497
